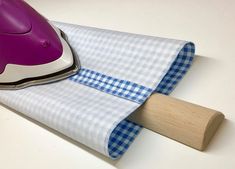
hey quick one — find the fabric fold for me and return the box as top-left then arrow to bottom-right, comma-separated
0,22 -> 195,159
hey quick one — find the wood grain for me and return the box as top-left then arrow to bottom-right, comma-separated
128,93 -> 224,151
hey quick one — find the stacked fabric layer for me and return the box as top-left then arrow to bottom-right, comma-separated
0,22 -> 195,159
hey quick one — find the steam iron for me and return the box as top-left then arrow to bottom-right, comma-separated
0,0 -> 80,89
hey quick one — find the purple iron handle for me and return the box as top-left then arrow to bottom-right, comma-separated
0,0 -> 63,74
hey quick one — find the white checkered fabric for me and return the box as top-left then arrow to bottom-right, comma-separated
55,22 -> 186,88
0,80 -> 139,155
0,22 -> 195,158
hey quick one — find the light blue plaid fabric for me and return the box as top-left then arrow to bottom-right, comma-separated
108,120 -> 142,159
0,22 -> 195,159
70,69 -> 153,104
68,42 -> 195,158
156,42 -> 195,94
109,42 -> 195,158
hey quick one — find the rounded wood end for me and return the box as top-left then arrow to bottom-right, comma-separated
201,112 -> 225,150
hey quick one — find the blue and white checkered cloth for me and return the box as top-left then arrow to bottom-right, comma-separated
0,22 -> 195,159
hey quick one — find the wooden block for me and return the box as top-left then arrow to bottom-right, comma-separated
128,93 -> 224,151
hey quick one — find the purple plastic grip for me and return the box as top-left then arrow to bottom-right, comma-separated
0,0 -> 63,74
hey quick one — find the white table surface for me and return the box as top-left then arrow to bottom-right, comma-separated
0,0 -> 234,168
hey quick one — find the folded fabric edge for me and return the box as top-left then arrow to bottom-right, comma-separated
67,41 -> 195,159
156,42 -> 195,94
107,42 -> 195,159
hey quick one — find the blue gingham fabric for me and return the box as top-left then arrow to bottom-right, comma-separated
0,22 -> 195,159
156,42 -> 195,94
108,120 -> 142,158
108,42 -> 195,158
70,68 -> 153,104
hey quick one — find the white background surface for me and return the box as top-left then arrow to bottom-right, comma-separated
0,0 -> 235,168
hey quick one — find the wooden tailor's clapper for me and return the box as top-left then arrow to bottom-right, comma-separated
128,93 -> 224,150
